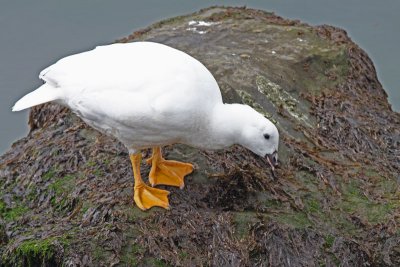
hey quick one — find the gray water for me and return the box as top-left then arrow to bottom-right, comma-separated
1,0 -> 399,154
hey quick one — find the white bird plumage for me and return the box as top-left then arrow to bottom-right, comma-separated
13,41 -> 279,210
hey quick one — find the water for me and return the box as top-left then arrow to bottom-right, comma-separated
1,0 -> 399,153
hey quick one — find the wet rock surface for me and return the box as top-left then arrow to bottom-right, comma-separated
1,6 -> 399,266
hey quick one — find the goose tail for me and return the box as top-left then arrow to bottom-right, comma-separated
12,83 -> 61,111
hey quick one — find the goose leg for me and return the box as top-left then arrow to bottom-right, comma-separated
130,153 -> 169,210
146,147 -> 194,189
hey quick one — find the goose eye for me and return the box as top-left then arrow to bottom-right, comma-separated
264,133 -> 270,140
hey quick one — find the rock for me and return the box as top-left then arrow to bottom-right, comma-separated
1,6 -> 399,266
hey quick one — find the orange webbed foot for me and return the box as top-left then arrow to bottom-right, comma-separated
146,147 -> 194,188
134,183 -> 170,210
130,152 -> 170,211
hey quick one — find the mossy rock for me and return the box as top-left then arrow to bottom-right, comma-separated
0,6 -> 399,267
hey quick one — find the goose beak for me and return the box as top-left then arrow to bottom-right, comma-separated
265,150 -> 278,170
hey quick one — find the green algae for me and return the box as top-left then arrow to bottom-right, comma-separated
233,211 -> 259,239
324,234 -> 335,249
80,201 -> 93,215
0,200 -> 5,214
2,206 -> 29,221
120,238 -> 171,267
120,224 -> 147,266
48,175 -> 75,195
42,168 -> 57,181
86,160 -> 96,167
144,258 -> 172,267
296,47 -> 349,95
178,250 -> 189,260
339,179 -> 397,225
91,243 -> 111,263
274,212 -> 312,229
47,174 -> 76,212
304,198 -> 322,214
0,200 -> 29,221
3,235 -> 71,267
124,205 -> 155,222
120,243 -> 144,266
16,239 -> 56,263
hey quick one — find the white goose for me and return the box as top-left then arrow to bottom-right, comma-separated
13,42 -> 279,210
